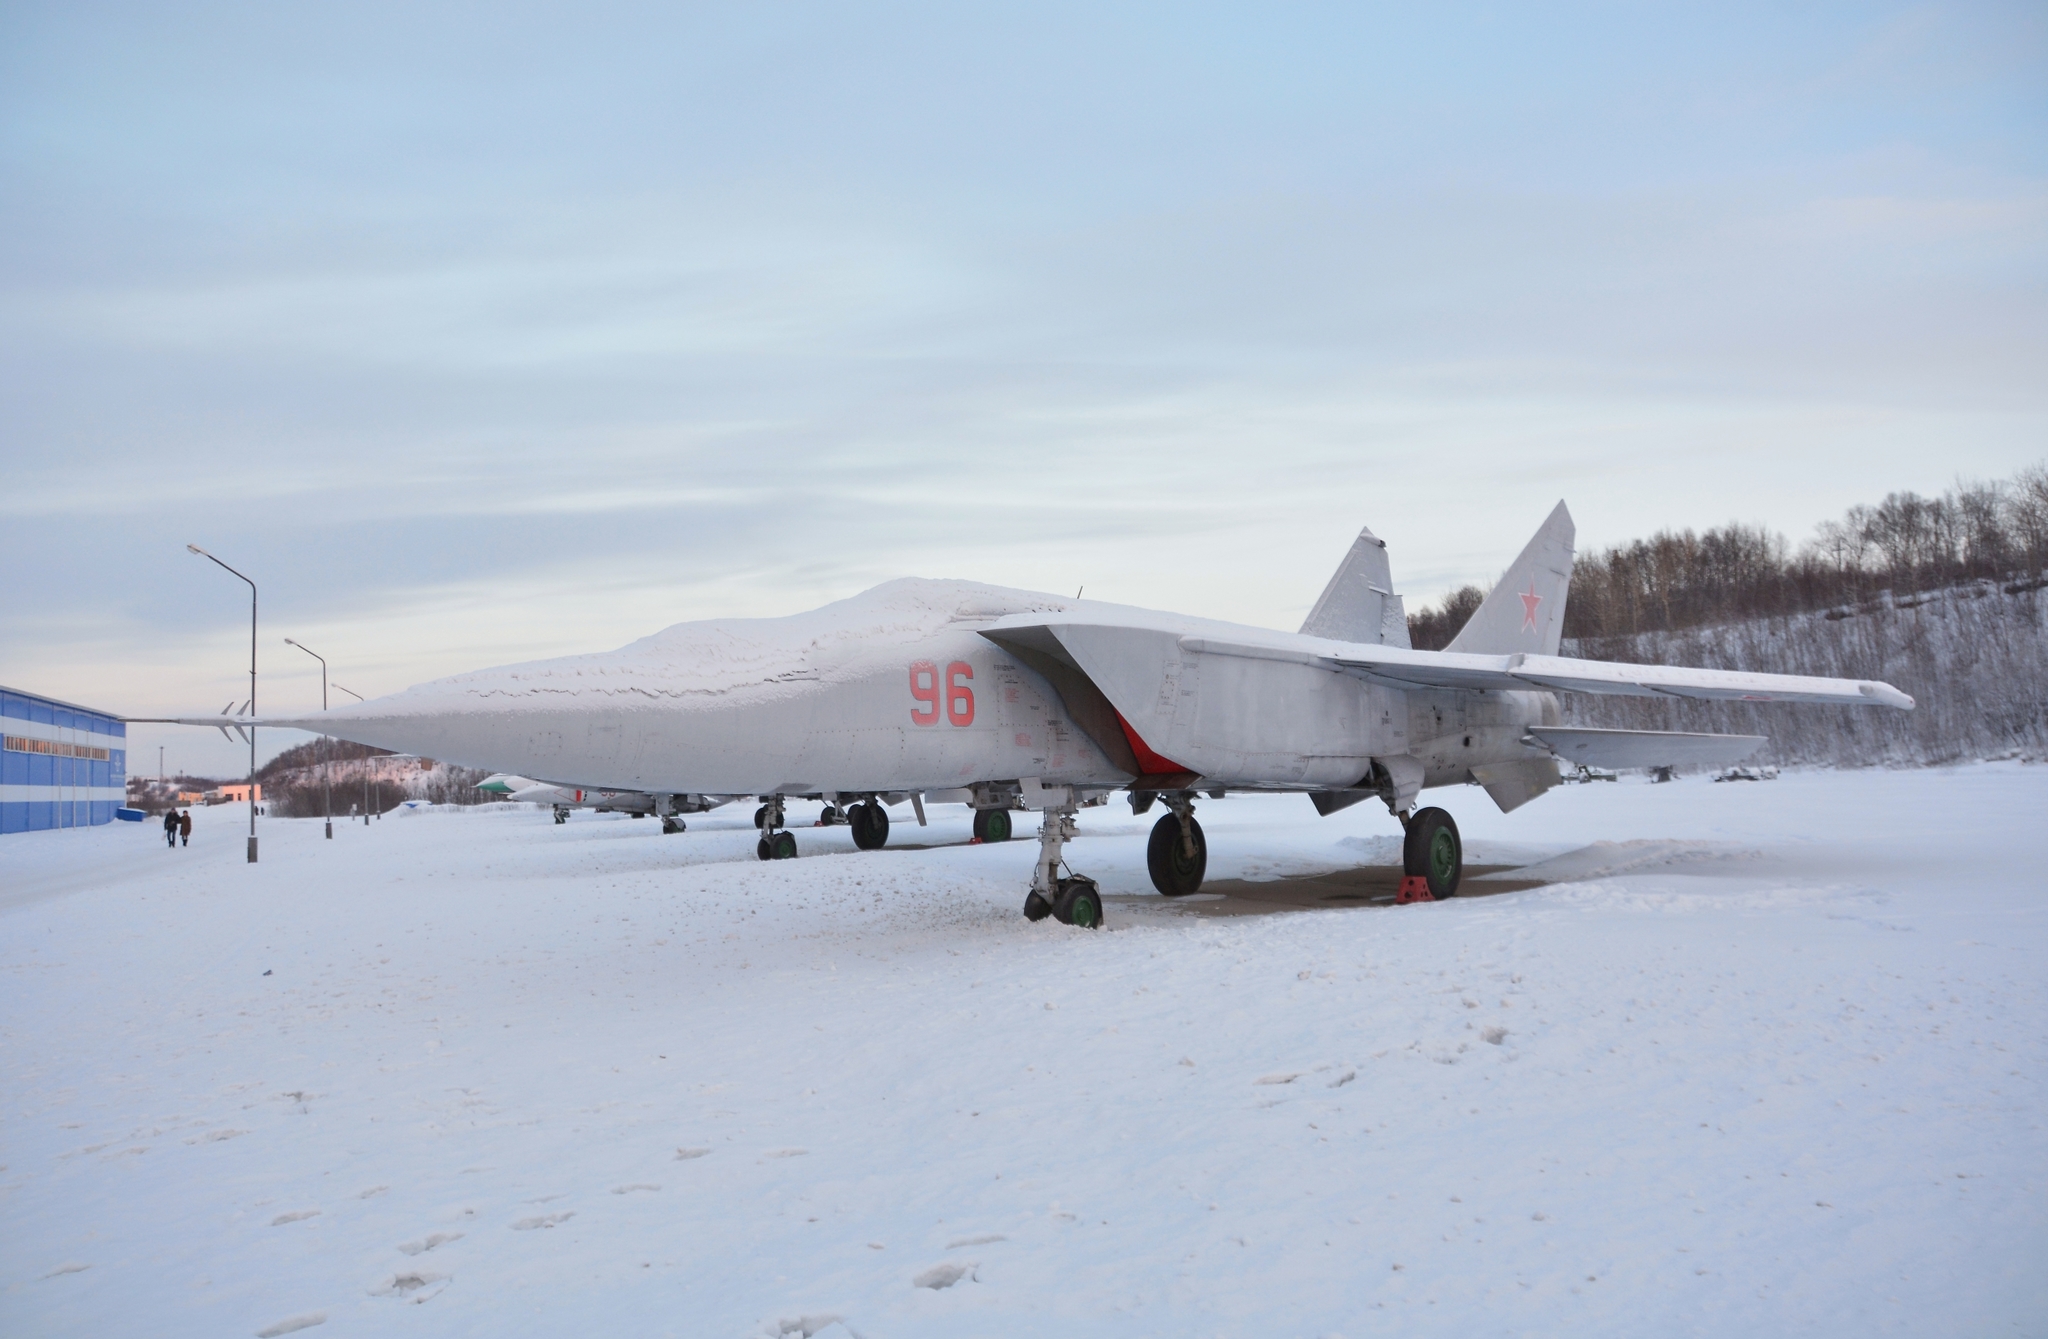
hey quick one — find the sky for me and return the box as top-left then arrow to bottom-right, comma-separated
3,1 -> 2044,776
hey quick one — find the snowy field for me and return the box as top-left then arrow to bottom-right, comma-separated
3,766 -> 2044,1338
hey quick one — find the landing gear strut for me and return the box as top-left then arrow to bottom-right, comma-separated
755,796 -> 796,861
1022,801 -> 1101,928
552,805 -> 569,825
1146,794 -> 1207,896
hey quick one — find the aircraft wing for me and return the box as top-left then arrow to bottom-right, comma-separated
1525,727 -> 1767,768
1309,645 -> 1911,708
1174,637 -> 1912,708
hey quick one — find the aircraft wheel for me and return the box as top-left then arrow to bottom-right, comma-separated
1402,806 -> 1463,899
753,805 -> 768,829
661,816 -> 685,835
972,809 -> 1012,842
1023,890 -> 1054,921
851,802 -> 890,850
1052,875 -> 1104,929
757,835 -> 773,861
770,830 -> 799,860
1146,813 -> 1207,895
818,805 -> 842,826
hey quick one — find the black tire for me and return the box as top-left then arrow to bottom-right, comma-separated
1402,806 -> 1463,899
1052,876 -> 1104,929
1146,813 -> 1207,896
851,802 -> 890,851
753,805 -> 768,830
819,805 -> 841,826
662,817 -> 685,835
770,830 -> 799,860
756,835 -> 773,862
1023,891 -> 1054,922
972,808 -> 1013,842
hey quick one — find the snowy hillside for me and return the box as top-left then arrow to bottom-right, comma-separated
1560,584 -> 2048,766
3,768 -> 2043,1336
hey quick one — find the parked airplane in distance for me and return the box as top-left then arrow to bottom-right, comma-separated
151,503 -> 1912,928
474,773 -> 729,832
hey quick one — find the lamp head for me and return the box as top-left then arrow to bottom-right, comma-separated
185,544 -> 205,555
283,638 -> 296,646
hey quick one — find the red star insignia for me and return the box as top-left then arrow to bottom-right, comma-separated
1519,583 -> 1543,631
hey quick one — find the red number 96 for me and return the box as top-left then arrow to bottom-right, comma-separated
909,660 -> 975,727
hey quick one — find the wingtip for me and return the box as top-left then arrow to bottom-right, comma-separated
1860,682 -> 1916,710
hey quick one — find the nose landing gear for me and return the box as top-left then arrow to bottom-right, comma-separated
1022,799 -> 1102,927
755,795 -> 797,860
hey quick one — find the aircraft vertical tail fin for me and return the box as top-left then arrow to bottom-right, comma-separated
1444,501 -> 1575,657
1299,526 -> 1411,648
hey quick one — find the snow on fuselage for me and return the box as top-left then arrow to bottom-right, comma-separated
286,578 -> 1554,798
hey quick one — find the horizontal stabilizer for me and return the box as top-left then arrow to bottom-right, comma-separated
1527,727 -> 1767,769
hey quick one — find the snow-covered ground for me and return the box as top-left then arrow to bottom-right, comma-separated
3,766 -> 2043,1337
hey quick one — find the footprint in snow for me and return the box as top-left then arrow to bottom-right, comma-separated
611,1184 -> 660,1195
759,1314 -> 846,1337
396,1232 -> 463,1256
945,1234 -> 1005,1249
675,1148 -> 712,1160
271,1209 -> 321,1226
369,1270 -> 450,1302
254,1312 -> 326,1336
763,1148 -> 808,1159
185,1128 -> 250,1145
510,1212 -> 575,1231
913,1262 -> 975,1290
41,1262 -> 90,1279
1254,1072 -> 1303,1086
1328,1069 -> 1356,1088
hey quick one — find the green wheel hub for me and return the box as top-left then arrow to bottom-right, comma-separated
1429,828 -> 1458,883
986,809 -> 1011,842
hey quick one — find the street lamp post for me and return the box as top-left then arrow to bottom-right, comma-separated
334,683 -> 370,823
186,544 -> 259,864
284,639 -> 332,839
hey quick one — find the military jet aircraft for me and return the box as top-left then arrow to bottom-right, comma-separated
474,773 -> 730,830
151,504 -> 1912,928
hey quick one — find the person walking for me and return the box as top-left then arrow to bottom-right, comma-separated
163,807 -> 179,849
178,809 -> 192,848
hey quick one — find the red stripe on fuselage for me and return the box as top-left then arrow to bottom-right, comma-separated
1115,711 -> 1191,776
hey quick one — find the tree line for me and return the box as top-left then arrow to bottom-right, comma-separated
1409,463 -> 2048,650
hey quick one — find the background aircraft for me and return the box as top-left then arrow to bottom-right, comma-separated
474,773 -> 729,832
156,504 -> 1911,927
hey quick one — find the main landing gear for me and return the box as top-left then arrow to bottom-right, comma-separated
1399,806 -> 1463,900
755,795 -> 797,861
848,800 -> 891,850
552,805 -> 569,825
1145,794 -> 1207,896
1020,800 -> 1102,928
971,807 -> 1013,843
661,815 -> 687,835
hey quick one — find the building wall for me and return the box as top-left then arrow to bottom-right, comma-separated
1,687 -> 127,834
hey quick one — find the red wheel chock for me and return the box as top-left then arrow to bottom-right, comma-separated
1396,876 -> 1435,904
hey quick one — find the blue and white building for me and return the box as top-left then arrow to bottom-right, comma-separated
1,686 -> 127,833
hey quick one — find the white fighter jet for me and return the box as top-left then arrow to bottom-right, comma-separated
474,773 -> 730,830
155,504 -> 1912,927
